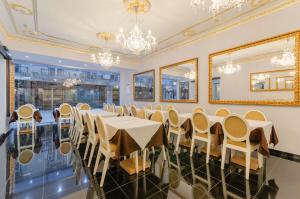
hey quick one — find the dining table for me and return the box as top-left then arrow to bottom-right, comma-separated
80,109 -> 119,118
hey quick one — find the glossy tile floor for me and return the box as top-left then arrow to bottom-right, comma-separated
2,124 -> 300,199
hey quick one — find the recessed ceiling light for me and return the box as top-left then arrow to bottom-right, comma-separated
10,3 -> 32,15
25,55 -> 29,59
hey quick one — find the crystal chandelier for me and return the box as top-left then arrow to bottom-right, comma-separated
117,0 -> 156,55
63,78 -> 81,88
253,73 -> 270,81
190,0 -> 248,15
184,71 -> 196,80
218,53 -> 241,75
91,32 -> 120,69
271,39 -> 295,67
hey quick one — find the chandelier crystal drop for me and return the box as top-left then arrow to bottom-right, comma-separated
218,54 -> 241,75
190,0 -> 248,15
117,0 -> 156,55
271,39 -> 295,67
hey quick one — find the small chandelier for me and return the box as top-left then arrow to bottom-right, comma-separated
190,0 -> 248,15
271,39 -> 295,67
117,0 -> 156,55
91,32 -> 120,69
63,78 -> 81,88
253,73 -> 270,81
184,71 -> 196,80
218,53 -> 241,75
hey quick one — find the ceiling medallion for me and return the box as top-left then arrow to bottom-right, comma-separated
117,0 -> 156,55
10,3 -> 32,15
124,0 -> 151,13
91,32 -> 120,69
190,0 -> 248,15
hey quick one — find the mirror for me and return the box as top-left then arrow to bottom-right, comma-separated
209,31 -> 300,106
160,58 -> 198,103
133,69 -> 155,101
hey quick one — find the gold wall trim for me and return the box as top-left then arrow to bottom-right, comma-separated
209,31 -> 300,106
133,69 -> 155,102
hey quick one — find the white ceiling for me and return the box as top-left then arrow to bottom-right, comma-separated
0,0 -> 295,58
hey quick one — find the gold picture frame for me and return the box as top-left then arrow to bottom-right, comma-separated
133,69 -> 155,102
209,30 -> 300,106
159,58 -> 198,103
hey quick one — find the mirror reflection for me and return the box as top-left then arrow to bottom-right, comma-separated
133,70 -> 155,101
160,58 -> 198,103
210,33 -> 299,105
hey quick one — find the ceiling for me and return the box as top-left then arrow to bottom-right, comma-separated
0,0 -> 296,59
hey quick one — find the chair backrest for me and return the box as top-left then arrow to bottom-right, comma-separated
59,103 -> 72,116
168,109 -> 179,127
17,105 -> 34,119
244,110 -> 266,121
193,107 -> 205,113
76,103 -> 83,109
166,105 -> 174,111
103,103 -> 108,111
137,108 -> 146,119
109,104 -> 115,112
123,105 -> 129,116
80,103 -> 91,110
131,105 -> 137,117
75,108 -> 83,127
25,104 -> 36,109
150,110 -> 164,123
223,114 -> 250,142
95,115 -> 111,152
156,105 -> 162,111
145,105 -> 152,110
85,112 -> 96,141
215,108 -> 231,117
192,112 -> 209,134
117,106 -> 124,116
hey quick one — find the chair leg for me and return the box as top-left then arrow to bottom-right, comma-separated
175,134 -> 181,152
221,144 -> 227,170
88,144 -> 96,167
83,141 -> 90,160
100,156 -> 110,187
143,149 -> 147,171
190,137 -> 195,157
77,132 -> 82,149
162,145 -> 166,161
258,152 -> 263,168
245,151 -> 251,180
135,151 -> 139,174
167,131 -> 171,143
93,147 -> 102,175
206,140 -> 211,164
151,146 -> 155,155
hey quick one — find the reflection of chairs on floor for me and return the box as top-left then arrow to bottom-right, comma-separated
190,158 -> 212,191
58,103 -> 72,142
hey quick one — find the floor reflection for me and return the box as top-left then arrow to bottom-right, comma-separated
2,123 -> 299,199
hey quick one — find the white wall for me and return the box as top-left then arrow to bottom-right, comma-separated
133,3 -> 300,155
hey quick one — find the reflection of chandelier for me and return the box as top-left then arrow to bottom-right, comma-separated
184,71 -> 196,80
218,53 -> 241,75
91,32 -> 120,69
271,39 -> 295,67
190,0 -> 248,15
117,0 -> 156,55
253,73 -> 270,81
63,78 -> 81,88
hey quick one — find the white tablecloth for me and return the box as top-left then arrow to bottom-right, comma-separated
80,109 -> 118,118
103,116 -> 162,149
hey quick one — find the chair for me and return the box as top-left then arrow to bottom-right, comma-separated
25,103 -> 36,109
123,104 -> 129,116
76,103 -> 83,109
190,112 -> 211,163
16,105 -> 35,151
156,105 -> 162,110
193,107 -> 205,113
109,104 -> 115,112
69,106 -> 77,140
83,112 -> 99,167
116,106 -> 124,116
166,105 -> 174,111
215,108 -> 231,117
103,103 -> 109,111
221,114 -> 261,179
131,105 -> 138,117
80,103 -> 91,110
168,109 -> 186,152
244,110 -> 266,121
74,108 -> 86,149
58,103 -> 72,127
136,108 -> 146,119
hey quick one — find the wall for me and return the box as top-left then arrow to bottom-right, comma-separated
133,3 -> 300,155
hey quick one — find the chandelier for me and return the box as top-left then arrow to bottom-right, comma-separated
63,78 -> 81,88
252,73 -> 270,81
218,53 -> 241,75
190,0 -> 248,15
184,71 -> 196,80
271,39 -> 295,67
117,0 -> 156,55
91,32 -> 120,69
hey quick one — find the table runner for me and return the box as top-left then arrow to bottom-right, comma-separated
9,110 -> 43,123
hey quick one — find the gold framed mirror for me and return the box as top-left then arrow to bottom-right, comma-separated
209,31 -> 299,106
160,58 -> 198,103
133,69 -> 155,101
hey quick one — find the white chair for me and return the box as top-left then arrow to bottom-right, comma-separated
221,114 -> 261,179
16,105 -> 35,151
83,112 -> 99,167
244,110 -> 267,121
76,103 -> 83,109
145,105 -> 152,110
168,109 -> 186,152
190,112 -> 211,163
109,104 -> 115,112
116,106 -> 124,116
123,104 -> 129,116
136,108 -> 146,119
80,103 -> 91,110
103,103 -> 109,111
215,108 -> 231,117
193,106 -> 205,113
74,108 -> 86,149
58,103 -> 72,127
165,105 -> 174,111
131,105 -> 138,117
156,105 -> 162,111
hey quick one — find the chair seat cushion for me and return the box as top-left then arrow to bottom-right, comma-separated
227,139 -> 258,148
195,132 -> 208,139
170,126 -> 186,134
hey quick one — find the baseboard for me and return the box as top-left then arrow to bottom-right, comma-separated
270,149 -> 300,163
